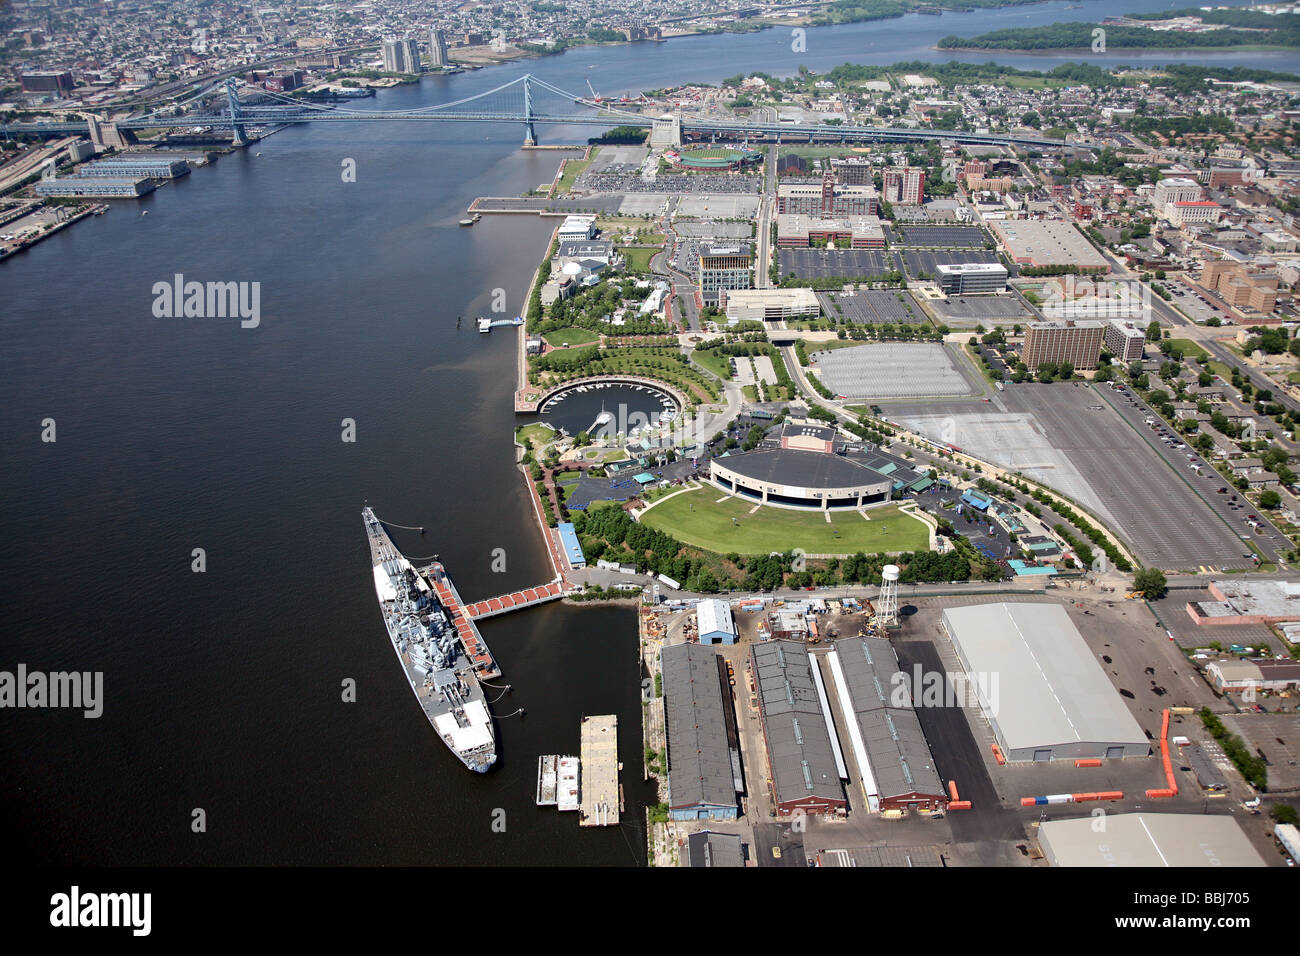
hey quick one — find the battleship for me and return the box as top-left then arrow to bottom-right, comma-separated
363,506 -> 498,772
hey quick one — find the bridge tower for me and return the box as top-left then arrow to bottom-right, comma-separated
225,79 -> 248,147
522,74 -> 537,147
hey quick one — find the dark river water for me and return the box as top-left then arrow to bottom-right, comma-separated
1,0 -> 1291,866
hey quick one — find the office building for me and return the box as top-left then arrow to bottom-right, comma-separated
1152,177 -> 1203,207
78,158 -> 190,179
34,177 -> 157,198
21,70 -> 74,94
829,157 -> 873,185
882,166 -> 925,205
697,243 -> 752,303
775,213 -> 885,249
778,172 -> 879,217
935,262 -> 1007,294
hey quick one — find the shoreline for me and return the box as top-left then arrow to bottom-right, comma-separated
933,43 -> 1300,55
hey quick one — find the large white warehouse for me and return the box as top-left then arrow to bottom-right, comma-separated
940,602 -> 1149,762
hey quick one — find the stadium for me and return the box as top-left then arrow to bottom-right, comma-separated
664,146 -> 762,171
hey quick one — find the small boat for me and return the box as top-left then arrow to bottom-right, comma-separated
460,218 -> 475,227
478,317 -> 491,332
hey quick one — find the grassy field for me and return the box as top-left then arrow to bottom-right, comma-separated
691,348 -> 733,380
517,422 -> 558,452
1168,338 -> 1209,361
544,327 -> 600,348
1207,360 -> 1233,380
556,148 -> 599,194
622,246 -> 659,274
640,488 -> 929,556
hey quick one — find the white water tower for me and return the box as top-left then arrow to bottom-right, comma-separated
878,564 -> 900,627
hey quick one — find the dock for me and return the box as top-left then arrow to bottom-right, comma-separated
464,581 -> 565,620
579,715 -> 620,827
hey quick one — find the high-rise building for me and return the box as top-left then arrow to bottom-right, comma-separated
429,28 -> 449,68
829,157 -> 872,185
882,166 -> 925,205
382,37 -> 421,74
697,243 -> 753,304
1104,320 -> 1146,362
935,263 -> 1007,295
1021,320 -> 1105,371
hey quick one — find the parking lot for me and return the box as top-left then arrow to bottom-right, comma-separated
817,289 -> 921,324
1094,382 -> 1287,566
672,220 -> 751,239
928,294 -> 1033,325
902,249 -> 1003,278
1000,384 -> 1257,571
674,194 -> 760,218
896,225 -> 989,248
778,248 -> 899,280
1220,713 -> 1300,792
811,343 -> 974,399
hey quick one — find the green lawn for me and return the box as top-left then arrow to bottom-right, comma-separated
691,348 -> 733,379
555,470 -> 582,482
544,327 -> 599,348
1167,338 -> 1209,361
555,149 -> 598,194
623,247 -> 659,274
1207,360 -> 1233,379
640,488 -> 929,556
517,422 -> 557,451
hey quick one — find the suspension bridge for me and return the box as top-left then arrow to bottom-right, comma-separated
0,73 -> 1083,150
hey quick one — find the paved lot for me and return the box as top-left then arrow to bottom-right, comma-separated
675,194 -> 759,218
1094,382 -> 1288,566
896,225 -> 988,248
929,294 -> 1033,324
1220,713 -> 1300,792
779,248 -> 897,280
893,638 -> 1028,849
1147,587 -> 1282,653
902,249 -> 1002,278
672,220 -> 751,239
617,194 -> 669,216
818,289 -> 921,324
996,384 -> 1254,570
811,343 -> 973,399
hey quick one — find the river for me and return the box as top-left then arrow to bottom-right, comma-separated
0,0 -> 1290,866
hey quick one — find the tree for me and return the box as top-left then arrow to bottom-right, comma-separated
1260,489 -> 1281,509
1145,320 -> 1162,343
1133,567 -> 1167,600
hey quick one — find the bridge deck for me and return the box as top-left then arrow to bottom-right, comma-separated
464,581 -> 565,620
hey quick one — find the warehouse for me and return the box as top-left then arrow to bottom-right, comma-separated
990,220 -> 1108,271
696,598 -> 737,645
661,643 -> 739,821
1038,813 -> 1265,867
750,641 -> 847,817
827,637 -> 947,813
940,602 -> 1149,762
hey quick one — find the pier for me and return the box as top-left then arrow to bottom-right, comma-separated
463,581 -> 565,620
579,714 -> 620,827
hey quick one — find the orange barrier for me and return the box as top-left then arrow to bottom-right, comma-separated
1146,789 -> 1176,799
991,744 -> 1006,765
1074,758 -> 1102,768
1095,791 -> 1124,801
948,801 -> 972,811
1020,797 -> 1037,807
948,780 -> 961,802
1157,708 -> 1178,796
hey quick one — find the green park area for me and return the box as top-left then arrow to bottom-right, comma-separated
622,247 -> 658,274
544,327 -> 600,348
517,422 -> 557,453
1167,338 -> 1209,361
639,487 -> 929,556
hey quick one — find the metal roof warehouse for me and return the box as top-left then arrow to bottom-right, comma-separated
940,602 -> 1149,762
662,643 -> 739,821
750,641 -> 847,817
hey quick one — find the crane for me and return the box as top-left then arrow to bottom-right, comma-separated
585,78 -> 602,104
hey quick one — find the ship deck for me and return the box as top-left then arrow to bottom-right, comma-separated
423,561 -> 502,680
